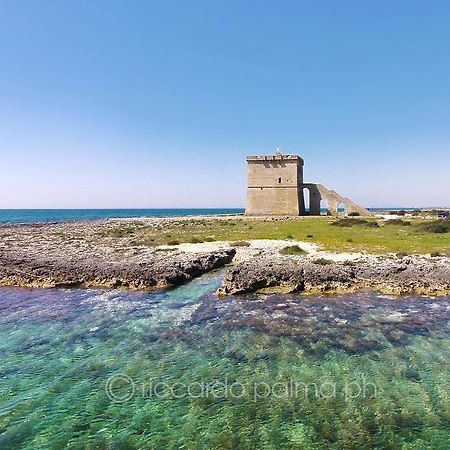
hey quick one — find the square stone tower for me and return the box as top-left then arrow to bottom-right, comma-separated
246,151 -> 304,215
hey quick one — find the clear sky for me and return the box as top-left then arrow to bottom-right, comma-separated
1,0 -> 449,208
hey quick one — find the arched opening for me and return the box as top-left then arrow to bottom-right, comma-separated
303,188 -> 310,214
320,198 -> 329,216
337,203 -> 345,215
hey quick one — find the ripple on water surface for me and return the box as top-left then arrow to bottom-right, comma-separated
0,274 -> 449,449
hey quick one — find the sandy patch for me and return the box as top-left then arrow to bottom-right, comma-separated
156,239 -> 370,264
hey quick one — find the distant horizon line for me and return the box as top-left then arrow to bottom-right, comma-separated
0,207 -> 449,211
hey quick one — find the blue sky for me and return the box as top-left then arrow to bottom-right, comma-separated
0,0 -> 449,208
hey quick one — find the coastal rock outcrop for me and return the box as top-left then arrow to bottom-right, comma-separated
0,249 -> 236,289
218,256 -> 450,296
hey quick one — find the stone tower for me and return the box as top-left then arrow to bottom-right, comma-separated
245,148 -> 370,216
246,150 -> 304,215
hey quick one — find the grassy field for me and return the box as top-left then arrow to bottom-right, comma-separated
106,217 -> 450,255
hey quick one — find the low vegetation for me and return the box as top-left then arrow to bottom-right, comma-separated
385,219 -> 411,226
313,258 -> 334,265
96,216 -> 449,255
230,241 -> 251,247
279,245 -> 307,255
189,237 -> 204,243
417,218 -> 450,234
332,218 -> 379,228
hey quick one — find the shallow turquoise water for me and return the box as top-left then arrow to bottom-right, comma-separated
0,209 -> 245,224
0,273 -> 449,449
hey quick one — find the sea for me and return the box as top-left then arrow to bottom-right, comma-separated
0,274 -> 448,448
0,208 -> 245,224
1,207 -> 449,448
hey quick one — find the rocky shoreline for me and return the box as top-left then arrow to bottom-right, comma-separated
0,218 -> 448,295
218,255 -> 450,296
0,249 -> 235,289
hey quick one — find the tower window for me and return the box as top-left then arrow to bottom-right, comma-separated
277,177 -> 282,183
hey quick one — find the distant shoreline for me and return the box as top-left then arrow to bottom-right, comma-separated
1,207 -> 449,225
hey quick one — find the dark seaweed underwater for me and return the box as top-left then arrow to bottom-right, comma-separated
0,271 -> 449,449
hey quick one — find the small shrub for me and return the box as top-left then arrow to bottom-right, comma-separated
417,219 -> 450,234
286,235 -> 294,239
385,219 -> 411,226
332,218 -> 367,227
109,227 -> 135,238
430,251 -> 441,257
230,241 -> 251,247
306,234 -> 314,238
167,240 -> 180,246
204,237 -> 215,242
313,258 -> 334,265
141,238 -> 156,246
347,238 -> 353,243
190,237 -> 204,243
348,212 -> 360,217
332,218 -> 379,228
279,245 -> 307,255
365,221 -> 380,228
396,251 -> 409,258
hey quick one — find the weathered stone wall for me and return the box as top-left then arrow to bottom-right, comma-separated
245,153 -> 369,216
246,155 -> 304,215
303,183 -> 370,216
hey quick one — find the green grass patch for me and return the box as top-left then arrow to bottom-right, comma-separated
97,217 -> 449,255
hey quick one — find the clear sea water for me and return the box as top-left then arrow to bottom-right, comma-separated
0,271 -> 449,449
0,209 -> 245,224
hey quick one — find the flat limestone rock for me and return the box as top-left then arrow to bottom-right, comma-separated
0,249 -> 236,289
218,256 -> 450,296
